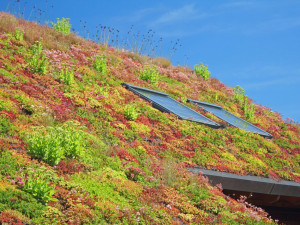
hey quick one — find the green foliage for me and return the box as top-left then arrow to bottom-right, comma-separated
14,93 -> 34,115
233,85 -> 245,103
51,18 -> 71,35
233,86 -> 255,120
14,27 -> 24,41
0,189 -> 46,218
243,99 -> 255,121
140,65 -> 160,84
186,184 -> 211,204
124,104 -> 139,121
0,68 -> 18,82
59,66 -> 75,85
28,41 -> 48,75
71,169 -> 132,207
0,115 -> 14,136
93,55 -> 107,74
0,151 -> 20,177
26,121 -> 87,166
22,167 -> 58,204
194,63 -> 211,80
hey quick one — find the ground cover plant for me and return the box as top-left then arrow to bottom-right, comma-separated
0,12 -> 299,224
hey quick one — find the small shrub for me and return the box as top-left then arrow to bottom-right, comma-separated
243,100 -> 255,121
51,18 -> 71,35
124,104 -> 139,121
22,167 -> 57,204
140,65 -> 160,84
26,121 -> 87,166
194,63 -> 210,80
233,85 -> 245,103
14,27 -> 24,41
28,41 -> 48,75
93,55 -> 107,74
59,66 -> 75,85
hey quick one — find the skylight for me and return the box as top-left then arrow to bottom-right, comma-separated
187,99 -> 273,138
123,83 -> 221,128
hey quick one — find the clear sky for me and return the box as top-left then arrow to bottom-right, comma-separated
1,0 -> 300,123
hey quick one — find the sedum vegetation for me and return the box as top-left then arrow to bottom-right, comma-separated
0,12 -> 299,224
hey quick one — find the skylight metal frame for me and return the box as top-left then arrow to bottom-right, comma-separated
187,98 -> 273,138
122,83 -> 221,128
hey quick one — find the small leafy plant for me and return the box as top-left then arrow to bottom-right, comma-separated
26,121 -> 87,166
28,41 -> 48,75
22,167 -> 58,204
243,99 -> 255,121
51,18 -> 71,35
93,55 -> 107,75
194,63 -> 211,80
124,104 -> 139,121
140,65 -> 160,84
59,66 -> 75,85
14,27 -> 24,41
233,85 -> 245,103
233,86 -> 255,120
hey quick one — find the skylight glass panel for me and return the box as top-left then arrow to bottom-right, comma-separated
123,83 -> 221,128
187,99 -> 272,138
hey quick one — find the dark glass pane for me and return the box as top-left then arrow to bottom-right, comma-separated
188,99 -> 272,138
123,83 -> 220,128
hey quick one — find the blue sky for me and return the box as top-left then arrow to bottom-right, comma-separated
1,0 -> 300,123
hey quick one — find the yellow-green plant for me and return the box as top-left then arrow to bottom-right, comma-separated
243,99 -> 255,121
233,85 -> 245,103
51,18 -> 71,35
14,27 -> 24,41
28,41 -> 48,75
0,115 -> 14,136
124,104 -> 139,121
59,66 -> 74,85
26,121 -> 87,166
93,55 -> 107,75
194,63 -> 211,80
22,167 -> 58,204
140,65 -> 160,84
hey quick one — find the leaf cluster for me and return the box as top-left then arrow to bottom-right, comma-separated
26,121 -> 87,166
140,65 -> 160,84
194,63 -> 211,80
51,18 -> 71,35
